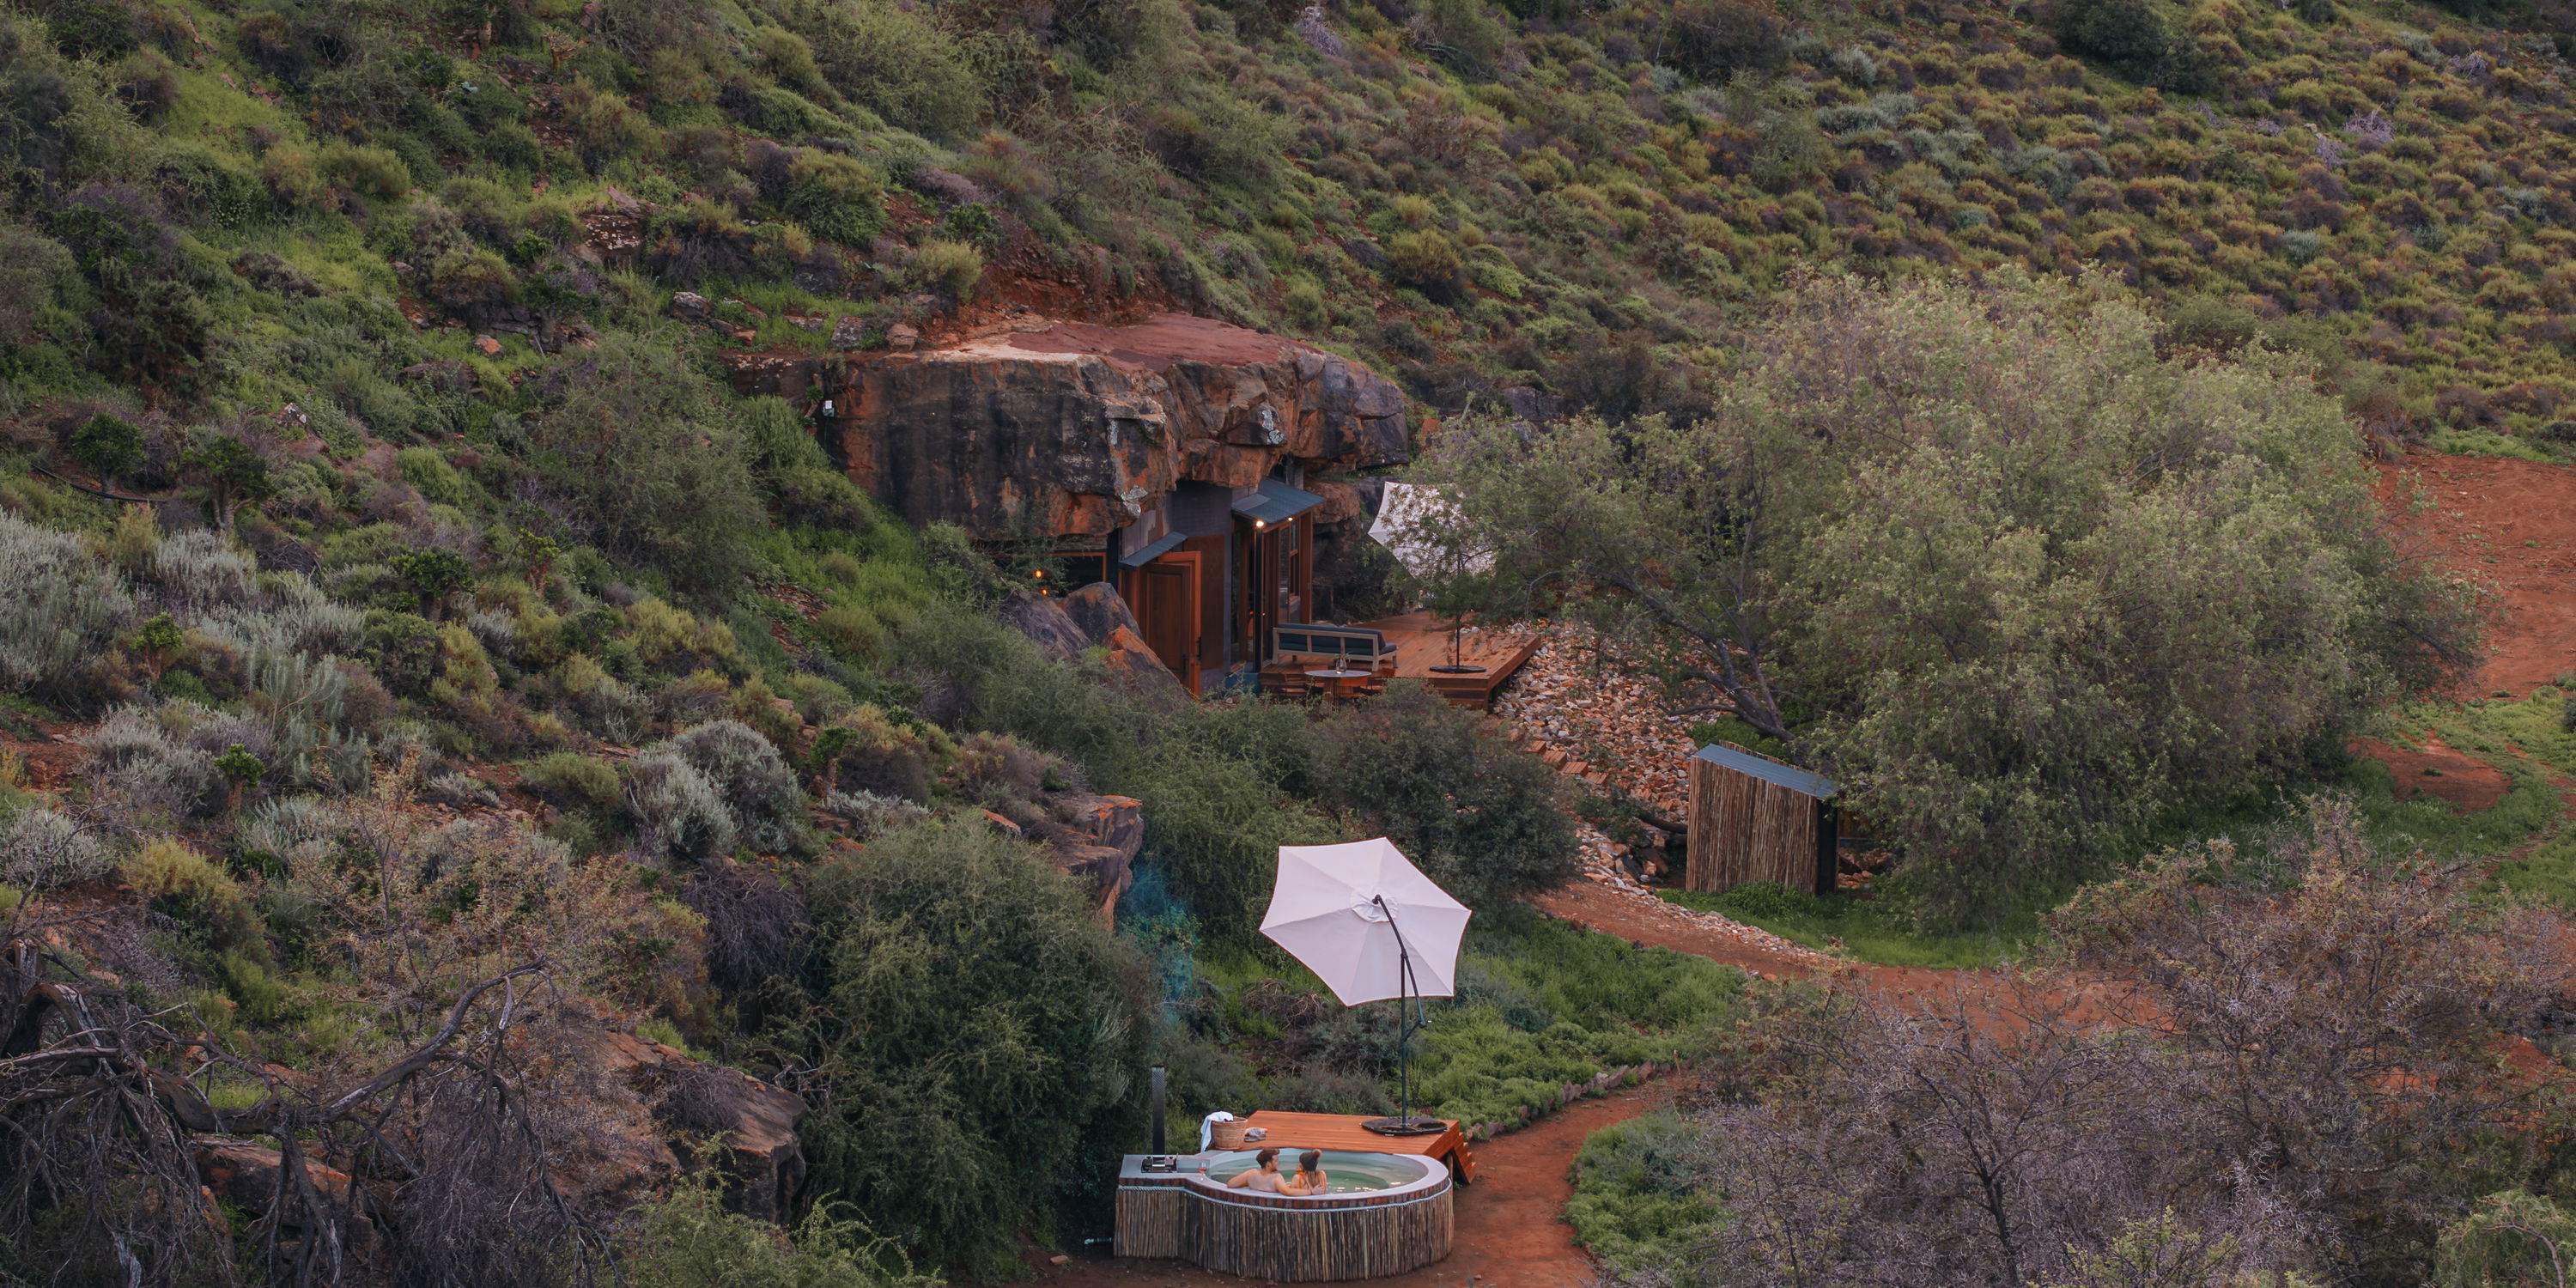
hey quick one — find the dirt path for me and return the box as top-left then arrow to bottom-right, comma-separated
1034,1082 -> 1668,1288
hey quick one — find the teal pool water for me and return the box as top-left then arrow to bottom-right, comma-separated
1204,1150 -> 1426,1194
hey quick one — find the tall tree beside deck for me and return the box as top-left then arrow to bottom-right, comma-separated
1425,275 -> 2480,924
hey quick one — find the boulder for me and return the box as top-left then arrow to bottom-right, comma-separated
1099,624 -> 1188,705
564,1018 -> 808,1223
194,1140 -> 358,1218
726,313 -> 1411,541
1061,581 -> 1142,647
1063,793 -> 1145,860
1049,793 -> 1144,920
999,591 -> 1090,662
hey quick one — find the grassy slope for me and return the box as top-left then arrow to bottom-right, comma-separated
15,0 -> 2576,1222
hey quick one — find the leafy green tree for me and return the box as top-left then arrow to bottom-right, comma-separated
389,547 -> 472,617
176,432 -> 272,531
1427,275 -> 2478,924
773,817 -> 1151,1277
389,546 -> 477,621
70,413 -> 143,484
212,742 -> 263,811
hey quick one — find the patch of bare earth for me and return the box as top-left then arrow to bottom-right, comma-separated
2348,735 -> 2514,811
2378,451 -> 2576,699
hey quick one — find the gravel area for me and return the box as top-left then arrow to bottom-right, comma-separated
1491,623 -> 1825,968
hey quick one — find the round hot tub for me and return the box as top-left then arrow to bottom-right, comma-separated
1115,1151 -> 1453,1281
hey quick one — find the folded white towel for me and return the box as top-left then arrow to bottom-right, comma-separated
1198,1111 -> 1237,1153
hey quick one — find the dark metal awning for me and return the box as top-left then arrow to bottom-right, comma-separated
1232,479 -> 1325,527
1117,531 -> 1187,568
1692,743 -> 1838,799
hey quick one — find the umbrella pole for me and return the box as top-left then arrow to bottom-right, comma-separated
1365,897 -> 1443,1136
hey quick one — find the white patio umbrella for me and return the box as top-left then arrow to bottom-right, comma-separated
1368,484 -> 1495,675
1260,837 -> 1471,1134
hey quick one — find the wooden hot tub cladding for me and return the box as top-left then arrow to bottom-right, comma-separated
1113,1154 -> 1455,1282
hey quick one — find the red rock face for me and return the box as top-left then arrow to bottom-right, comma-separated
728,313 -> 1409,540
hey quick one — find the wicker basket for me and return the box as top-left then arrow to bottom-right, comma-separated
1209,1117 -> 1251,1151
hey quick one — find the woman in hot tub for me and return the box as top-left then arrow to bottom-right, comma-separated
1279,1150 -> 1330,1196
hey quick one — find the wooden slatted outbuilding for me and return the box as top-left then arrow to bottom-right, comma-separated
1684,743 -> 1839,896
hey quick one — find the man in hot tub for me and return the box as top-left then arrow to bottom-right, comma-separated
1225,1148 -> 1287,1192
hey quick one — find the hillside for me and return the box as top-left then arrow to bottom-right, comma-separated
11,0 -> 2576,1282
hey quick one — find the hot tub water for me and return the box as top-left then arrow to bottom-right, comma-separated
1202,1149 -> 1424,1194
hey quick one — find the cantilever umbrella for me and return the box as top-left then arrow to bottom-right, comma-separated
1260,837 -> 1471,1134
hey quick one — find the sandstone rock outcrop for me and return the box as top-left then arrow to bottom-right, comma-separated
559,1012 -> 809,1223
729,313 -> 1410,541
1099,624 -> 1188,704
999,591 -> 1090,663
1060,581 -> 1143,647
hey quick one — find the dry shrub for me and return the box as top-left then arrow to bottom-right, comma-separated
1649,799 -> 2562,1288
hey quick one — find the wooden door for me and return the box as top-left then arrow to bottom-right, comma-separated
1133,552 -> 1201,695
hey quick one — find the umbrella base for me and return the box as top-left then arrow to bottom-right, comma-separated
1360,1115 -> 1450,1137
1427,665 -> 1487,674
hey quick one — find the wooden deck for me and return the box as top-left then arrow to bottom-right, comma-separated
1360,612 -> 1540,708
1237,1110 -> 1479,1182
1257,613 -> 1537,708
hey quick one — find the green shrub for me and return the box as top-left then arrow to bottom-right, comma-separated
0,509 -> 136,702
785,153 -> 890,247
1406,908 -> 1742,1126
319,143 -> 413,201
1686,715 -> 1786,761
619,1171 -> 933,1288
519,337 -> 764,596
748,25 -> 825,94
663,719 -> 805,854
908,239 -> 984,299
70,413 -> 144,483
1384,229 -> 1462,289
524,751 -> 622,811
395,446 -> 469,507
1313,683 -> 1577,912
792,0 -> 984,140
260,147 -> 327,209
361,610 -> 444,697
785,817 -> 1152,1276
1565,1110 -> 1721,1279
624,747 -> 736,863
388,548 -> 471,615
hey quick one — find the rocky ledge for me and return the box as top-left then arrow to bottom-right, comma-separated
726,313 -> 1410,540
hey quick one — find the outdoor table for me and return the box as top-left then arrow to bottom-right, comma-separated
1304,666 -> 1372,698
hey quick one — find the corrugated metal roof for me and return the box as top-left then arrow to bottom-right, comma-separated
1692,743 -> 1838,799
1118,531 -> 1187,568
1232,478 -> 1324,526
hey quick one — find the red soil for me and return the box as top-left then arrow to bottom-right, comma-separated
1032,1081 -> 1667,1288
2348,735 -> 2514,811
2377,452 -> 2576,699
1009,312 -> 1307,372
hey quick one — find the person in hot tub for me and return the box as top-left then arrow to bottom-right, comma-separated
1280,1150 -> 1330,1196
1225,1148 -> 1286,1192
